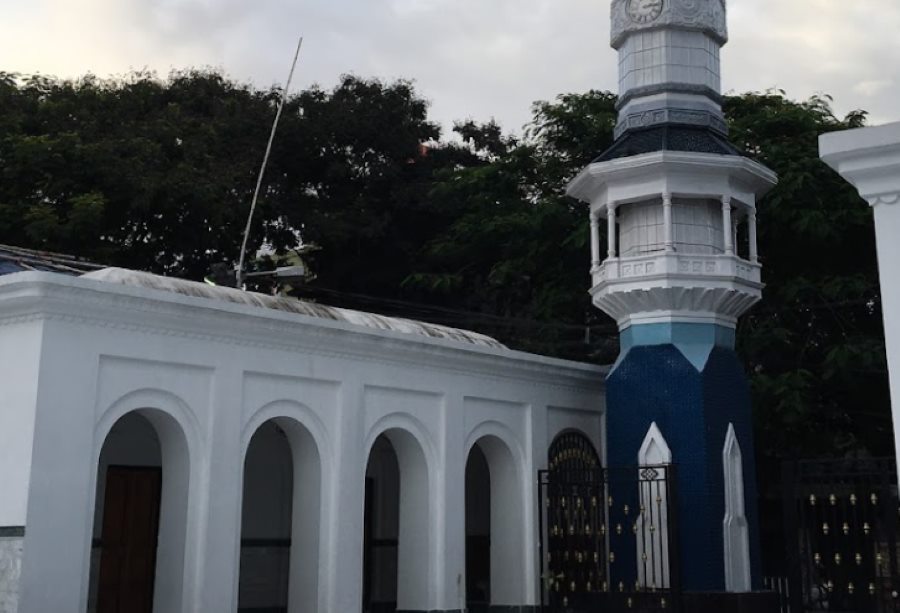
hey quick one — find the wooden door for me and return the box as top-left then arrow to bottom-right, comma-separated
97,466 -> 162,613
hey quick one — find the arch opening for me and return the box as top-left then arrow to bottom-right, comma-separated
637,422 -> 672,589
465,444 -> 490,612
544,430 -> 604,610
87,409 -> 190,613
363,429 -> 430,613
239,417 -> 321,613
466,434 -> 526,608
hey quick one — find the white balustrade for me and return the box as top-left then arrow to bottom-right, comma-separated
593,251 -> 761,289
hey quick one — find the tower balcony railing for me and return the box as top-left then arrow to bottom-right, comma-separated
591,251 -> 761,290
588,194 -> 761,293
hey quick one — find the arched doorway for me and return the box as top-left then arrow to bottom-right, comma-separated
363,429 -> 430,613
542,431 -> 604,611
465,435 -> 525,611
87,410 -> 190,613
465,445 -> 490,612
239,418 -> 321,613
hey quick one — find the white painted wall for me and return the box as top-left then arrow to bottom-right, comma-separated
618,198 -> 726,257
820,123 -> 900,478
874,203 -> 900,461
0,271 -> 605,613
0,319 -> 42,613
0,320 -> 42,528
618,29 -> 721,95
722,424 -> 751,593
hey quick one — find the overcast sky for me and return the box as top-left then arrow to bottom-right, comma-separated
3,0 -> 898,137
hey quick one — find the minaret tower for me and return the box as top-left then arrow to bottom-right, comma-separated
568,0 -> 777,594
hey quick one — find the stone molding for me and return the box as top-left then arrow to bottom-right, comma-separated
616,83 -> 723,111
615,107 -> 728,138
593,252 -> 762,286
819,122 -> 900,208
567,149 -> 778,212
0,274 -> 605,392
611,0 -> 728,48
591,271 -> 763,330
869,192 -> 900,207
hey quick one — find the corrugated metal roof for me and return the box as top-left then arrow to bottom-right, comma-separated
0,244 -> 506,348
83,267 -> 508,349
0,244 -> 105,276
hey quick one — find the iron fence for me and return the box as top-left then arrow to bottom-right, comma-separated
782,458 -> 900,613
538,464 -> 680,612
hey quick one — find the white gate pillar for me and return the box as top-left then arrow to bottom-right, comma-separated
0,320 -> 42,613
325,381 -> 366,613
193,364 -> 244,613
17,328 -> 102,613
821,122 -> 900,478
436,394 -> 467,611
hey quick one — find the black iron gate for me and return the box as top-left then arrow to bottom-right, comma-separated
782,458 -> 900,613
538,434 -> 680,612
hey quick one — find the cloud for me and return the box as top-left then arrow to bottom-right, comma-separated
853,80 -> 893,97
2,0 -> 898,132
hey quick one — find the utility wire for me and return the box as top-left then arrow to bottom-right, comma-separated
237,36 -> 304,288
290,284 -> 618,334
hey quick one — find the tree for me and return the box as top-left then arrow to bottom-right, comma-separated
0,71 -> 281,278
725,93 -> 890,460
0,71 -> 468,285
403,92 -> 620,360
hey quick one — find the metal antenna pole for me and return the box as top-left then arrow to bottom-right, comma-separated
236,36 -> 304,288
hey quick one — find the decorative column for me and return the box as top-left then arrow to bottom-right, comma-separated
663,193 -> 674,252
733,214 -> 739,256
748,210 -> 758,263
722,196 -> 734,255
590,211 -> 601,269
607,204 -> 618,259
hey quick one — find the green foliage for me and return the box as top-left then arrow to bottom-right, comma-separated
725,92 -> 890,460
0,70 -> 458,284
403,91 -> 619,359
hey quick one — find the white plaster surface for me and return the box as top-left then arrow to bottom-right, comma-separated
722,424 -> 751,593
874,204 -> 900,466
618,29 -> 721,95
0,537 -> 23,613
820,122 -> 900,478
0,270 -> 605,613
619,198 -> 726,257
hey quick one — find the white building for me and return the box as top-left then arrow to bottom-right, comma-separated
820,122 -> 900,478
0,266 -> 605,613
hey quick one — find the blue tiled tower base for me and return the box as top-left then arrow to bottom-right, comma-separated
606,323 -> 763,592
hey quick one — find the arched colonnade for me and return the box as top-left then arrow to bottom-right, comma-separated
80,389 -> 597,613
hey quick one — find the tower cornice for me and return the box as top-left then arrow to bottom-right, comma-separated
611,0 -> 728,49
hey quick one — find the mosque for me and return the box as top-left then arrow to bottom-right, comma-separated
4,0 -> 898,612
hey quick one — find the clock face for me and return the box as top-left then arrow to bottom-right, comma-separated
627,0 -> 664,24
